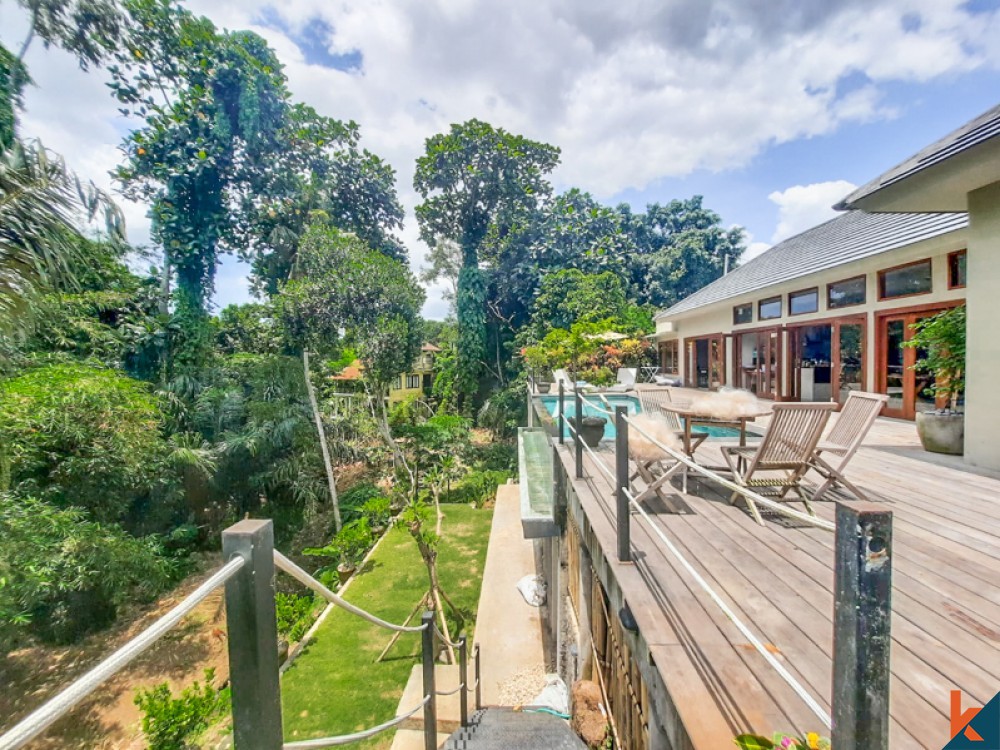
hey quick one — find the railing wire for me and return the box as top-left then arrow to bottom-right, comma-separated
0,556 -> 247,750
563,416 -> 617,484
282,695 -> 430,749
273,551 -> 427,633
435,683 -> 466,697
624,486 -> 832,728
431,623 -> 463,649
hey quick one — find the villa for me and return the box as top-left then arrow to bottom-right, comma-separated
653,101 -> 1000,472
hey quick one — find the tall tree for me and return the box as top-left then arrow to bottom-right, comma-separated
112,1 -> 291,370
414,119 -> 559,413
619,196 -> 746,308
278,222 -> 424,529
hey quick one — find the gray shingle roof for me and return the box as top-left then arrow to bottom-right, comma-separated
835,102 -> 1000,209
656,211 -> 967,320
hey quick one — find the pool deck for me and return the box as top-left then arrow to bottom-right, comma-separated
554,387 -> 1000,748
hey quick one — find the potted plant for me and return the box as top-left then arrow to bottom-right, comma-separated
903,305 -> 966,455
361,495 -> 392,536
577,415 -> 607,448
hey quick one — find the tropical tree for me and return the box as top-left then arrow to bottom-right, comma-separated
0,139 -> 125,333
278,222 -> 425,529
414,119 -> 559,412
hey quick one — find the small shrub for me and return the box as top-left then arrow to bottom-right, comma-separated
276,592 -> 319,643
360,495 -> 392,528
340,482 -> 383,523
446,469 -> 511,508
304,518 -> 374,567
134,669 -> 230,750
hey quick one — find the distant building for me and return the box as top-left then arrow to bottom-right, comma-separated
330,344 -> 441,405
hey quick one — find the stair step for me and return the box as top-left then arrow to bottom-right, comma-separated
441,708 -> 585,750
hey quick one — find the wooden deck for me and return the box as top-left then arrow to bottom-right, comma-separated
556,403 -> 1000,749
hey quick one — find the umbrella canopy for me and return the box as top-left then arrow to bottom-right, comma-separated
585,331 -> 629,342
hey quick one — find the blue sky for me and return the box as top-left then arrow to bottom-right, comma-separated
4,0 -> 999,319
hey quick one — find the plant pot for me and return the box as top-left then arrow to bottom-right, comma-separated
372,524 -> 386,537
337,562 -> 356,585
536,382 -> 551,394
915,411 -> 964,455
577,416 -> 607,448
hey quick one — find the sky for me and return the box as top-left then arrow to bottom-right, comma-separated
3,0 -> 1000,320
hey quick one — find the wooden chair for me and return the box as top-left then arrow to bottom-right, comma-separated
809,391 -> 888,502
720,402 -> 837,525
638,390 -> 706,456
626,414 -> 686,512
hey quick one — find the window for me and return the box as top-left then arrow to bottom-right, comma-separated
789,288 -> 819,316
948,250 -> 967,289
879,259 -> 932,300
828,275 -> 866,309
406,374 -> 421,389
661,340 -> 679,374
393,376 -> 402,390
758,296 -> 782,320
733,303 -> 753,325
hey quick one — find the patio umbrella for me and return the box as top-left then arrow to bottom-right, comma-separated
585,331 -> 628,342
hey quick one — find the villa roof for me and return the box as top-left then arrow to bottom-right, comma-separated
655,210 -> 967,320
421,343 -> 442,352
836,102 -> 1000,211
330,360 -> 363,380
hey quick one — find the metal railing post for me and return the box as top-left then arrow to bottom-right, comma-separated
458,635 -> 469,728
832,503 -> 892,750
475,643 -> 482,710
558,381 -> 566,445
615,406 -> 631,563
421,611 -> 437,750
574,389 -> 583,478
222,520 -> 283,750
527,376 -> 535,427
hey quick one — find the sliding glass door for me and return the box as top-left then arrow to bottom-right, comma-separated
735,328 -> 780,400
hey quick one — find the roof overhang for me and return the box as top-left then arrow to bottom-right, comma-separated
836,130 -> 1000,213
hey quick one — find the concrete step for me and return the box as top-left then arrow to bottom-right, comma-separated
440,708 -> 586,750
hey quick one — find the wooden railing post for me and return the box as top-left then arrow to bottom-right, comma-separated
615,406 -> 631,562
458,635 -> 469,728
832,503 -> 892,750
421,611 -> 437,750
558,381 -> 566,445
574,389 -> 583,479
222,520 -> 283,750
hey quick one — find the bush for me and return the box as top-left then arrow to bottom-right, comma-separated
360,495 -> 392,528
0,363 -> 169,522
276,592 -> 320,643
134,669 -> 230,750
0,494 -> 175,646
445,469 -> 511,508
466,442 -> 517,473
340,482 -> 384,523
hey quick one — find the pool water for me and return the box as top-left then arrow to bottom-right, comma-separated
538,394 -> 757,441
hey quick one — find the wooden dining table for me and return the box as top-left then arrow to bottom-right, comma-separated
658,402 -> 773,480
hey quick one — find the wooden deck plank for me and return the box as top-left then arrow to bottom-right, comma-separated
553,404 -> 1000,750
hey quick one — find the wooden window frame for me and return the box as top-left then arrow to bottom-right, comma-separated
758,295 -> 782,321
660,340 -> 679,375
877,258 -> 933,301
788,286 -> 819,317
948,249 -> 967,290
733,303 -> 753,325
827,274 -> 867,310
683,333 -> 726,389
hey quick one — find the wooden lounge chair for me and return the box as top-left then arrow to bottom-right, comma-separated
720,402 -> 837,525
627,414 -> 686,512
553,368 -> 591,392
809,391 -> 888,502
607,367 -> 638,392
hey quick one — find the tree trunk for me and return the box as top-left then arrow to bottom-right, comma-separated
370,382 -> 415,486
303,350 -> 342,532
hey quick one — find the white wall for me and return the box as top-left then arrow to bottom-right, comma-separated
654,228 -> 968,399
965,183 -> 1000,469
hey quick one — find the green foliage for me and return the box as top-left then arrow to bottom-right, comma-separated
414,119 -> 559,411
305,518 -> 373,567
445,469 -> 510,508
0,363 -> 169,521
276,592 -> 319,643
215,303 -> 283,355
134,668 -> 230,750
903,304 -> 966,411
733,732 -> 830,749
0,42 -> 28,150
360,495 -> 392,528
0,494 -> 174,646
477,376 -> 528,439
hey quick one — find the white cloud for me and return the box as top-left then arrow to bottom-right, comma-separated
768,180 -> 859,243
3,0 -> 997,314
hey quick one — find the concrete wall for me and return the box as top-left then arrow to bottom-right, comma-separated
965,182 -> 1000,469
654,228 -> 968,402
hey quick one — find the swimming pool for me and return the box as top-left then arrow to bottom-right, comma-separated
537,394 -> 757,441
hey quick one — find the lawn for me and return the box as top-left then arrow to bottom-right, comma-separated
280,504 -> 494,749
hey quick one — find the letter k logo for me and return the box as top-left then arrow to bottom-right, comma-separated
953,691 -> 985,742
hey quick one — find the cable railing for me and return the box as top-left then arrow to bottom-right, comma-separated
0,555 -> 247,750
546,381 -> 894,746
0,520 -> 481,750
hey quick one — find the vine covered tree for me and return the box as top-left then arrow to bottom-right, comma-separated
414,119 -> 559,412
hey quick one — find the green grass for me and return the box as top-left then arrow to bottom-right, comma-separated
280,504 -> 494,749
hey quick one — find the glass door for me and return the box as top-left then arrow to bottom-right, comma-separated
736,329 -> 779,399
835,322 -> 865,404
879,312 -> 938,419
